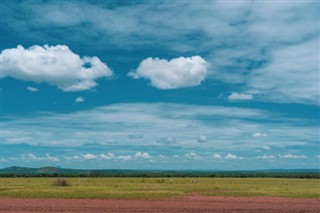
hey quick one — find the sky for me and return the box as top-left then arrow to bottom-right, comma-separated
0,0 -> 319,170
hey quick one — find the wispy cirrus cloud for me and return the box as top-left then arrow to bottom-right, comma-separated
262,146 -> 271,151
3,1 -> 317,104
2,103 -> 317,166
252,132 -> 268,138
4,1 -> 314,105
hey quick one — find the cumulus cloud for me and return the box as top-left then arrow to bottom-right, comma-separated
228,92 -> 253,101
185,152 -> 201,160
100,153 -> 134,161
257,155 -> 275,159
100,153 -> 115,160
212,154 -> 222,159
20,153 -> 59,161
0,45 -> 113,91
225,154 -> 243,160
128,56 -> 209,89
279,154 -> 307,159
117,155 -> 132,160
75,96 -> 85,103
3,1 -> 318,104
82,153 -> 97,160
64,155 -> 81,160
197,135 -> 207,143
44,154 -> 60,162
27,86 -> 39,92
67,153 -> 133,161
135,152 -> 152,159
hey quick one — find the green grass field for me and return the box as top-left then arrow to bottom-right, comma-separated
1,178 -> 319,199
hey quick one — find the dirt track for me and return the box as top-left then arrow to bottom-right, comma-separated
1,196 -> 319,212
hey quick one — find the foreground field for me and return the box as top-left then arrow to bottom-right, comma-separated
2,196 -> 320,213
1,178 -> 319,199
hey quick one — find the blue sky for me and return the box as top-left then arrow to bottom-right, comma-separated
0,0 -> 319,170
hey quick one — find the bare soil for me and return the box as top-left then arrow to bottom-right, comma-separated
1,196 -> 319,212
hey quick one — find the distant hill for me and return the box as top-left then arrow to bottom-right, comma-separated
1,166 -> 319,178
0,166 -> 89,175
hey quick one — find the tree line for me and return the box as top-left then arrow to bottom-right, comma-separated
1,172 -> 319,179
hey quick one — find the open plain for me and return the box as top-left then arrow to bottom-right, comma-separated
1,178 -> 319,212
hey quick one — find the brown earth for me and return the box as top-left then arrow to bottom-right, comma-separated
1,196 -> 319,213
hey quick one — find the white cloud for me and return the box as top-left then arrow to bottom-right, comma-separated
64,155 -> 81,160
252,132 -> 268,137
20,153 -> 59,161
2,102 -> 318,157
0,158 -> 8,163
197,135 -> 207,143
315,155 -> 320,159
44,154 -> 60,162
21,153 -> 38,160
128,56 -> 209,89
75,96 -> 85,103
185,152 -> 201,160
225,154 -> 243,160
27,86 -> 39,92
100,153 -> 115,160
279,154 -> 307,159
0,45 -> 113,91
8,1 -> 318,104
262,145 -> 271,150
257,155 -> 275,159
117,155 -> 132,160
247,39 -> 319,105
212,154 -> 222,159
228,92 -> 253,101
82,153 -> 97,160
135,152 -> 152,159
64,153 -> 133,161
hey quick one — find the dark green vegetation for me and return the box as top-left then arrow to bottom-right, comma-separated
53,178 -> 70,187
1,166 -> 319,178
1,177 -> 319,199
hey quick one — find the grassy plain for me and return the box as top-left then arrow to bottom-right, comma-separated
1,178 -> 319,199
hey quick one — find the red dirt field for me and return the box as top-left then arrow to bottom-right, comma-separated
1,196 -> 319,213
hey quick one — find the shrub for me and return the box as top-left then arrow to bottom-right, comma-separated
53,179 -> 70,187
156,179 -> 165,184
